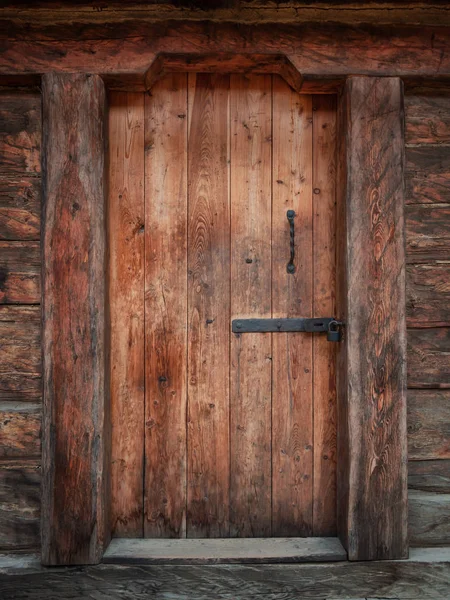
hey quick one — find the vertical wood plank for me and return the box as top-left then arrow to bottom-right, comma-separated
145,74 -> 188,538
271,78 -> 314,537
341,77 -> 408,560
109,92 -> 145,538
230,74 -> 272,537
41,73 -> 108,565
187,73 -> 230,538
312,95 -> 337,536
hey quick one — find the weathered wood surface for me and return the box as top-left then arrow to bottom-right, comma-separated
341,77 -> 408,560
3,2 -> 450,29
409,490 -> 450,547
405,93 -> 450,145
104,537 -> 346,564
145,53 -> 303,93
311,94 -> 337,536
407,327 -> 450,387
409,460 -> 450,493
0,241 -> 40,304
407,263 -> 450,327
0,402 -> 41,458
406,204 -> 450,263
407,390 -> 450,460
187,73 -> 230,538
109,91 -> 145,538
0,92 -> 41,175
271,80 -> 313,537
230,74 -> 271,538
41,73 -> 108,565
0,305 -> 40,378
144,74 -> 187,538
0,459 -> 40,551
406,146 -> 450,204
0,177 -> 40,240
3,22 -> 450,78
2,559 -> 450,600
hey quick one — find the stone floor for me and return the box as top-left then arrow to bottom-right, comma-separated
0,550 -> 449,599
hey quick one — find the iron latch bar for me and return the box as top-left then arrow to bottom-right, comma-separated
232,318 -> 343,341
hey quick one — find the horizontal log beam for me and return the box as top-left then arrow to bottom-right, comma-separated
1,23 -> 450,78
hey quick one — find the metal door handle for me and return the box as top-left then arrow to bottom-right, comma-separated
286,210 -> 295,274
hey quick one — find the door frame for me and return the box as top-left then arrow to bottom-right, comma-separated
39,53 -> 408,565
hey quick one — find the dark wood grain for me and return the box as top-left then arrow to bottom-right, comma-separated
271,81 -> 313,537
311,94 -> 337,536
0,305 -> 40,376
405,94 -> 450,145
2,22 -> 450,79
0,402 -> 41,458
2,558 -> 450,600
406,146 -> 450,204
406,204 -> 450,263
341,77 -> 408,560
407,389 -> 450,460
408,460 -> 450,493
109,91 -> 145,538
0,177 -> 40,240
407,263 -> 450,327
409,489 -> 450,547
41,73 -> 108,565
187,73 -> 230,538
407,327 -> 450,387
0,241 -> 40,304
230,74 -> 272,537
0,458 -> 40,551
144,75 -> 188,538
145,53 -> 303,93
0,91 -> 41,175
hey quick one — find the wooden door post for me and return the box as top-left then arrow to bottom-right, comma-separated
41,73 -> 109,565
337,76 -> 408,560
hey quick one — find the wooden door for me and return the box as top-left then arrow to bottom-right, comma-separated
109,74 -> 337,539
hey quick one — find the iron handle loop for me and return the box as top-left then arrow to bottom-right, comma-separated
286,209 -> 296,274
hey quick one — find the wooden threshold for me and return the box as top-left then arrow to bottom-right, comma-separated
103,537 -> 346,565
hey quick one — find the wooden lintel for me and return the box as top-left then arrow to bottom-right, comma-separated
2,23 -> 450,79
144,53 -> 303,93
337,76 -> 408,561
41,73 -> 110,566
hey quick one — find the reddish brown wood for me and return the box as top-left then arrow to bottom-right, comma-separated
406,146 -> 450,204
144,75 -> 188,538
187,73 -> 230,538
407,328 -> 450,388
312,94 -> 337,536
408,460 -> 450,493
41,73 -> 109,565
0,402 -> 41,458
230,74 -> 272,537
0,91 -> 41,175
407,390 -> 450,460
145,53 -> 303,94
0,177 -> 40,240
406,204 -> 450,263
0,305 -> 41,403
339,77 -> 408,560
406,264 -> 450,327
2,23 -> 450,79
271,81 -> 313,537
109,92 -> 145,538
405,94 -> 450,145
0,241 -> 40,304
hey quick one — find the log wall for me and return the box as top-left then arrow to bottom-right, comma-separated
0,77 -> 449,553
0,87 -> 41,552
405,85 -> 450,547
